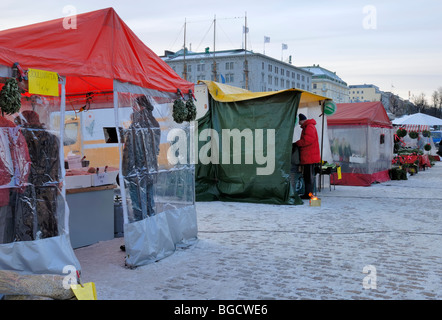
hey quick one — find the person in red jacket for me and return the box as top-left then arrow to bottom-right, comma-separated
295,113 -> 321,199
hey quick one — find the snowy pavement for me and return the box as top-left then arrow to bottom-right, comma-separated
75,163 -> 442,300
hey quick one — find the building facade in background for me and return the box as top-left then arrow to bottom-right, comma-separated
348,84 -> 382,103
162,49 -> 312,93
300,65 -> 349,103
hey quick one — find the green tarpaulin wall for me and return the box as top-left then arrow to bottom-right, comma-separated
195,90 -> 303,205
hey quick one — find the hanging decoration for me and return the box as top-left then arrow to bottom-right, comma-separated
172,88 -> 197,123
173,98 -> 188,124
79,92 -> 94,112
185,89 -> 197,122
0,78 -> 22,115
408,131 -> 419,139
396,127 -> 407,138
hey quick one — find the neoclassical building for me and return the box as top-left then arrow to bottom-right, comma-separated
300,64 -> 349,103
162,48 -> 312,93
348,84 -> 382,103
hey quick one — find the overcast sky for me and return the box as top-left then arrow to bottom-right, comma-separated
1,0 -> 441,103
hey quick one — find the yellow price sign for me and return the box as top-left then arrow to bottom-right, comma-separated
28,68 -> 59,97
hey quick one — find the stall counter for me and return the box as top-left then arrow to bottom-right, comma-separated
67,184 -> 117,249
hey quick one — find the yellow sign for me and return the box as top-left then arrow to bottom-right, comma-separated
337,167 -> 342,180
28,68 -> 59,97
71,282 -> 97,300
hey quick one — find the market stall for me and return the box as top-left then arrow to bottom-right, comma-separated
0,7 -> 197,273
392,112 -> 442,158
327,101 -> 395,186
194,80 -> 333,205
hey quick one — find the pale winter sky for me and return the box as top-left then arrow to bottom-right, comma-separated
1,0 -> 441,103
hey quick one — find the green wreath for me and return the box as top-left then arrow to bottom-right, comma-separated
396,128 -> 407,138
408,131 -> 418,139
172,99 -> 188,123
185,98 -> 197,122
422,130 -> 431,138
0,78 -> 22,115
173,98 -> 197,123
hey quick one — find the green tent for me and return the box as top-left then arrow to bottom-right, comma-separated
195,81 -> 329,205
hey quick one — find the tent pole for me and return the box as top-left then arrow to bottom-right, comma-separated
319,100 -> 325,193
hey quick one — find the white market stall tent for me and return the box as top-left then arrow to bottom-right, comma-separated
392,112 -> 442,156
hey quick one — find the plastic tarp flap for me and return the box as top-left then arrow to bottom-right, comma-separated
0,88 -> 80,275
114,80 -> 197,268
196,90 -> 303,205
328,125 -> 394,186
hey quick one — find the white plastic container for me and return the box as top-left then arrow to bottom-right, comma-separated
65,174 -> 92,189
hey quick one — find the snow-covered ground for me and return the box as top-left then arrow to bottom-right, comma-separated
75,163 -> 442,300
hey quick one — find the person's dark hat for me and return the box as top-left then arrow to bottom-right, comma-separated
298,113 -> 307,121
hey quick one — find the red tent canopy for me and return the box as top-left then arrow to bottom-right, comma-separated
328,102 -> 392,127
0,7 -> 193,95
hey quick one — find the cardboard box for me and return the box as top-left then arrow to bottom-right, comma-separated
65,175 -> 92,189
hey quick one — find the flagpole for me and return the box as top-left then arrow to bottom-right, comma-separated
213,15 -> 217,82
183,18 -> 187,81
244,11 -> 249,90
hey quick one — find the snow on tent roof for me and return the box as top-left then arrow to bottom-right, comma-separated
0,7 -> 194,95
392,112 -> 442,126
328,101 -> 392,127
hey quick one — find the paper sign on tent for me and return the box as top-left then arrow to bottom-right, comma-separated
28,68 -> 59,97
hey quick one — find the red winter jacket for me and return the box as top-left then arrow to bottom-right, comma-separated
295,119 -> 321,164
0,116 -> 31,207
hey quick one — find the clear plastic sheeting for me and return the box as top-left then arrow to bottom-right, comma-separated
0,85 -> 80,275
329,125 -> 394,185
114,80 -> 197,267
